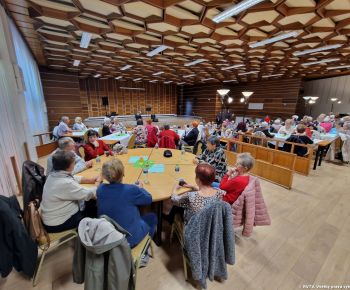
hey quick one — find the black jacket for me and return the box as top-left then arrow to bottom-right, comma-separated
183,128 -> 199,146
22,161 -> 46,210
0,195 -> 38,278
283,135 -> 313,156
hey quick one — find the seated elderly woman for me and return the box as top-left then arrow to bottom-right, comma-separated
102,118 -> 112,137
220,153 -> 254,204
133,119 -> 147,145
41,150 -> 99,233
278,119 -> 295,135
83,129 -> 113,161
171,163 -> 225,223
72,117 -> 87,131
284,124 -> 313,156
97,159 -> 157,248
194,136 -> 227,182
145,119 -> 159,147
110,117 -> 126,133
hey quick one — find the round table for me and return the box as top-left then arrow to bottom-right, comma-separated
76,148 -> 197,245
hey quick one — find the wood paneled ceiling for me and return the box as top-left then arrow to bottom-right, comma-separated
4,0 -> 350,84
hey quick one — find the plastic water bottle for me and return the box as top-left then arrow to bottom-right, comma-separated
96,156 -> 101,163
155,143 -> 159,149
143,167 -> 149,184
181,144 -> 185,155
175,164 -> 180,180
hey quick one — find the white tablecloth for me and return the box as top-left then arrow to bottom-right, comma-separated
99,133 -> 131,147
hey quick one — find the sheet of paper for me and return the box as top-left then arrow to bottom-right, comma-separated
128,156 -> 149,163
148,164 -> 165,173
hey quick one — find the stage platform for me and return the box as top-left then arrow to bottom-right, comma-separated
84,114 -> 203,128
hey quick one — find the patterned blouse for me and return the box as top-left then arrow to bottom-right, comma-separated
198,147 -> 227,182
133,125 -> 147,144
111,123 -> 126,133
171,189 -> 225,223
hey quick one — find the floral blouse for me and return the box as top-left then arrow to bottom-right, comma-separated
198,147 -> 227,182
133,125 -> 147,144
171,189 -> 225,223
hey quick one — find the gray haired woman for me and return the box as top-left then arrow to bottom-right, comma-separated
193,136 -> 227,182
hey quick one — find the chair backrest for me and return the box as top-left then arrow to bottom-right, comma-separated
127,133 -> 136,149
83,131 -> 89,143
98,127 -> 103,137
159,135 -> 176,149
78,146 -> 85,160
52,126 -> 59,139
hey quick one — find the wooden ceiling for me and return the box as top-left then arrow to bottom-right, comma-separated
4,0 -> 350,84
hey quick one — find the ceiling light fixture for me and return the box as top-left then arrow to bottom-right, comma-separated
227,97 -> 233,103
184,59 -> 207,67
94,74 -> 101,78
308,100 -> 316,104
330,98 -> 338,102
223,79 -> 237,83
119,87 -> 145,91
121,64 -> 133,71
164,80 -> 173,84
242,91 -> 254,98
238,71 -> 259,76
213,0 -> 266,23
150,80 -> 158,83
217,89 -> 230,97
303,96 -> 311,100
262,73 -> 284,78
302,58 -> 339,66
80,32 -> 92,49
152,71 -> 164,76
249,31 -> 299,48
177,82 -> 185,85
310,96 -> 319,101
240,97 -> 245,103
337,100 -> 342,104
133,78 -> 142,81
147,45 -> 169,57
221,64 -> 244,71
293,44 -> 342,57
327,65 -> 350,70
73,60 -> 80,67
183,74 -> 196,78
202,77 -> 215,81
115,76 -> 123,80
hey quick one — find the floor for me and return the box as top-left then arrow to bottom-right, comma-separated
1,160 -> 350,290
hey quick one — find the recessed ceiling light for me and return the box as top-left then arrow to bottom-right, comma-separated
120,87 -> 145,91
94,74 -> 101,78
73,60 -> 80,66
213,0 -> 266,23
227,97 -> 233,103
80,32 -> 92,49
184,59 -> 207,67
238,71 -> 259,76
121,64 -> 132,71
249,31 -> 299,48
152,71 -> 164,76
183,74 -> 196,78
164,80 -> 173,84
202,78 -> 215,81
150,80 -> 158,83
133,78 -> 142,81
221,64 -> 244,71
327,65 -> 350,70
223,79 -> 237,83
115,76 -> 123,80
302,58 -> 339,66
177,82 -> 185,85
293,44 -> 342,57
147,45 -> 169,57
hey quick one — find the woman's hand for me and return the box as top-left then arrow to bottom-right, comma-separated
95,175 -> 103,184
86,160 -> 93,168
93,140 -> 99,147
193,158 -> 199,165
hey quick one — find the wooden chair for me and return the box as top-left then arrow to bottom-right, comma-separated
78,146 -> 85,160
170,214 -> 189,280
131,234 -> 154,286
32,229 -> 78,286
183,131 -> 202,153
98,127 -> 103,138
127,133 -> 136,149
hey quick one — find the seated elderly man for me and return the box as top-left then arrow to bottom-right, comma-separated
47,137 -> 92,175
57,116 -> 72,137
41,150 -> 99,233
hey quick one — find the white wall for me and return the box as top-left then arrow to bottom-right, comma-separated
304,75 -> 350,117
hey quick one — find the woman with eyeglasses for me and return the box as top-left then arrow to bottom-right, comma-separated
219,153 -> 255,204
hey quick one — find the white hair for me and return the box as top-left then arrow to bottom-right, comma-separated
237,153 -> 255,171
75,116 -> 82,123
61,116 -> 69,122
324,116 -> 330,122
58,137 -> 75,149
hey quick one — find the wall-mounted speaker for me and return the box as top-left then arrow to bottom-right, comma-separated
102,97 -> 109,106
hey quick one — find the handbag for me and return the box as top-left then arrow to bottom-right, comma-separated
24,199 -> 50,250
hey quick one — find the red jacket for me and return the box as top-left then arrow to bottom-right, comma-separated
146,125 -> 158,148
220,174 -> 249,204
159,135 -> 176,149
159,130 -> 179,143
83,140 -> 112,161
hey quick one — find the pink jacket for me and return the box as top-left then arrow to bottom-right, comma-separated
232,175 -> 271,237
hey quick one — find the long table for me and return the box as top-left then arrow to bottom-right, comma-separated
76,148 -> 196,245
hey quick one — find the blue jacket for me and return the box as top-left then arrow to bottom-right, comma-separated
97,183 -> 152,248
